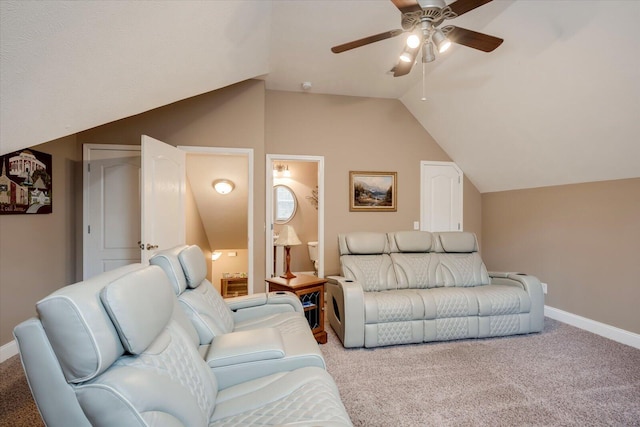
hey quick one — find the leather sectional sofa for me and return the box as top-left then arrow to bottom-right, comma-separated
13,248 -> 352,426
327,231 -> 544,348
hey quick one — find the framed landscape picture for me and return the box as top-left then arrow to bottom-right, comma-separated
349,171 -> 397,212
0,148 -> 53,214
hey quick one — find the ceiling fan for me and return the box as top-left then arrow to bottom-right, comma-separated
331,0 -> 504,77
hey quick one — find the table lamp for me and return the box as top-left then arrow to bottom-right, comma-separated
275,225 -> 302,279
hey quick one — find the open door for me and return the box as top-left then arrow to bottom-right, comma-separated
140,135 -> 186,264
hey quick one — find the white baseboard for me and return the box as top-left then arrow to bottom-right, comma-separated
545,305 -> 640,350
0,340 -> 18,363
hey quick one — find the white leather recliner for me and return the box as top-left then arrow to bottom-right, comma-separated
150,245 -> 326,388
13,263 -> 352,426
327,231 -> 544,348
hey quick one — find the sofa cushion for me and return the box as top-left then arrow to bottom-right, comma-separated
417,287 -> 479,319
101,266 -> 174,355
363,290 -> 424,323
475,284 -> 531,316
211,367 -> 351,425
388,231 -> 433,253
339,232 -> 389,255
36,264 -> 144,383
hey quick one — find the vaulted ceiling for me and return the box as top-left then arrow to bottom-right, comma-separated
1,1 -> 638,192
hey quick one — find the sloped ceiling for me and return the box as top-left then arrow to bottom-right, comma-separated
186,153 -> 248,249
1,1 -> 639,193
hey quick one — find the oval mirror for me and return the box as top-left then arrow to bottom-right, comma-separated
274,185 -> 297,224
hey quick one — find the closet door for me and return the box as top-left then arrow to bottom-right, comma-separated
83,144 -> 141,279
420,161 -> 463,232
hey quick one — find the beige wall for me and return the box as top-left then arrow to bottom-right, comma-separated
0,80 -> 484,346
0,135 -> 81,344
185,178 -> 212,282
482,178 -> 640,334
265,91 -> 483,275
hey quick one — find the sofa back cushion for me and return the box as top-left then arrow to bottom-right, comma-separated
339,232 -> 396,291
340,254 -> 397,292
388,231 -> 440,289
178,246 -> 236,340
36,264 -> 144,383
433,232 -> 490,287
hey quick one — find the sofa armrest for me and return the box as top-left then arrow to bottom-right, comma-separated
205,328 -> 285,368
227,292 -> 303,324
326,276 -> 365,348
489,272 -> 544,332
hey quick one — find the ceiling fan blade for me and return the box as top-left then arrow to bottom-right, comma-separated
443,26 -> 503,52
331,29 -> 404,54
448,0 -> 493,17
392,46 -> 420,77
390,0 -> 422,14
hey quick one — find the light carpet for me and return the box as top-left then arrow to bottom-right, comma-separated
320,318 -> 640,426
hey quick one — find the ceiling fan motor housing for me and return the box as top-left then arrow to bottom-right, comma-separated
402,0 -> 455,30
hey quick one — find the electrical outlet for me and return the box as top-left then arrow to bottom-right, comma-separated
541,282 -> 548,294
413,221 -> 420,230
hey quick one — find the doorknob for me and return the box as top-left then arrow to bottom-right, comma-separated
146,243 -> 158,250
138,241 -> 144,250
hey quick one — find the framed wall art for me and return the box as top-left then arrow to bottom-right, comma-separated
0,148 -> 53,214
349,171 -> 397,212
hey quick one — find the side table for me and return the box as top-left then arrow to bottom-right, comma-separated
265,274 -> 327,344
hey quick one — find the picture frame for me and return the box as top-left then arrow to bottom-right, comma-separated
0,148 -> 53,214
349,171 -> 397,212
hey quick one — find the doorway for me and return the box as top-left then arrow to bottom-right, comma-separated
266,154 -> 324,279
82,143 -> 253,292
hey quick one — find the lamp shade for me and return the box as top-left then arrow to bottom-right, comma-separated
275,225 -> 301,247
213,179 -> 235,194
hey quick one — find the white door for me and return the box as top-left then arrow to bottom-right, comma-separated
141,135 -> 186,264
83,145 -> 141,279
420,161 -> 463,232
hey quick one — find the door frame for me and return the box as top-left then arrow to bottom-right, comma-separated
180,146 -> 254,294
82,144 -> 141,279
265,154 -> 324,279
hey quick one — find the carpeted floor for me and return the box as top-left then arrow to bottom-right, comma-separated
320,318 -> 640,426
1,318 -> 639,426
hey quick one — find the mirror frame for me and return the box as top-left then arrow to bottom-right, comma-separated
274,184 -> 297,224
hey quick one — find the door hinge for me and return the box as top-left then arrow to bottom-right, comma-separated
88,225 -> 91,234
458,223 -> 461,230
88,163 -> 91,173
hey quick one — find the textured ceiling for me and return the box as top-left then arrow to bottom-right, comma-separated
1,1 -> 639,192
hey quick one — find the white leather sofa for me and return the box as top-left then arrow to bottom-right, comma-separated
13,264 -> 352,426
327,231 -> 544,348
150,245 -> 326,388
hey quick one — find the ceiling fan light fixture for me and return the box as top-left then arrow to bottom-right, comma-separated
432,29 -> 451,53
406,34 -> 421,49
423,41 -> 436,63
399,51 -> 413,63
